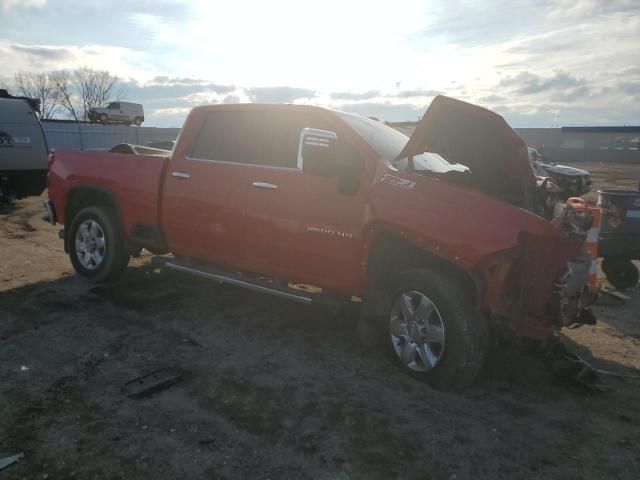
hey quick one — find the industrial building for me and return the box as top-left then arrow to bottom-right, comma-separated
516,126 -> 640,163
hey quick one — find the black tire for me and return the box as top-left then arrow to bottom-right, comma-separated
383,268 -> 489,390
134,117 -> 142,126
602,258 -> 639,290
100,114 -> 108,125
68,206 -> 129,283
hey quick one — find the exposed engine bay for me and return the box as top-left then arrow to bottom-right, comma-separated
541,190 -> 598,329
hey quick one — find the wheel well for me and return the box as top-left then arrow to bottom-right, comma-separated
365,231 -> 480,306
65,187 -> 122,250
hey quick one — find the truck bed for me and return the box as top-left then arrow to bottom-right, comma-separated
47,149 -> 170,235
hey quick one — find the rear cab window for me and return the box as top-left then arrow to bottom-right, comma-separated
189,110 -> 272,166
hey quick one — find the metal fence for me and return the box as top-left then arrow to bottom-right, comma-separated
42,121 -> 180,151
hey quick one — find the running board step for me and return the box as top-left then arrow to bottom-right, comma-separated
162,259 -> 318,304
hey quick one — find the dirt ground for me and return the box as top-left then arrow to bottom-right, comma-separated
1,163 -> 639,479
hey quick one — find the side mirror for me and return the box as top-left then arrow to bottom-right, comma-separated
297,128 -> 338,176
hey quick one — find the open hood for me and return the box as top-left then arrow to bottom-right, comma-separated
398,95 -> 537,209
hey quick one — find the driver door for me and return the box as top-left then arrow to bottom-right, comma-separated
243,109 -> 366,293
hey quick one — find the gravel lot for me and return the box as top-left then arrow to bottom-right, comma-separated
1,163 -> 639,479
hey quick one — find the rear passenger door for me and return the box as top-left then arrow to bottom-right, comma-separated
161,109 -> 272,270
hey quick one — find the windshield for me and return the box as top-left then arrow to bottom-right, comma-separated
337,111 -> 408,161
337,111 -> 469,174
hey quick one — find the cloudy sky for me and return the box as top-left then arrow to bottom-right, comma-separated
1,0 -> 639,127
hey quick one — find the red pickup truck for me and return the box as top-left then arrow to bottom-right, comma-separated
45,96 -> 595,389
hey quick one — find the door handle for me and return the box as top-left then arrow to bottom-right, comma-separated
171,171 -> 191,179
252,182 -> 278,190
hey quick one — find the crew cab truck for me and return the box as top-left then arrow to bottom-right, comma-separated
45,96 -> 596,390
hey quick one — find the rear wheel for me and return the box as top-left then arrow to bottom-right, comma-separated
134,117 -> 142,126
602,258 -> 639,290
384,269 -> 488,390
68,206 -> 129,283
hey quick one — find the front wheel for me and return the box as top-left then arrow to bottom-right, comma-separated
68,206 -> 129,283
385,269 -> 488,390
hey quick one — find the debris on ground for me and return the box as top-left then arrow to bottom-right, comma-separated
122,368 -> 181,399
0,452 -> 24,471
597,288 -> 629,304
545,342 -> 608,392
567,308 -> 597,329
546,341 -> 640,391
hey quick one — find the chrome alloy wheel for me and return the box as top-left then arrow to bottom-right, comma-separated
75,219 -> 106,270
390,291 -> 446,372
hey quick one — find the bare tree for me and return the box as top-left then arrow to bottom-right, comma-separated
73,67 -> 125,121
13,71 -> 60,119
50,67 -> 126,121
50,69 -> 79,121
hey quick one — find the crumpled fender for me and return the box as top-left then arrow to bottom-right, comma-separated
474,232 -> 591,339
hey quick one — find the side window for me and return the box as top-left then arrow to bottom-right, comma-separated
189,109 -> 364,171
267,111 -> 333,168
109,102 -> 120,110
190,110 -> 272,165
269,110 -> 363,171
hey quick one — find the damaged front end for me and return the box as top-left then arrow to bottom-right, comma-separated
477,209 -> 598,341
399,96 -> 599,341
